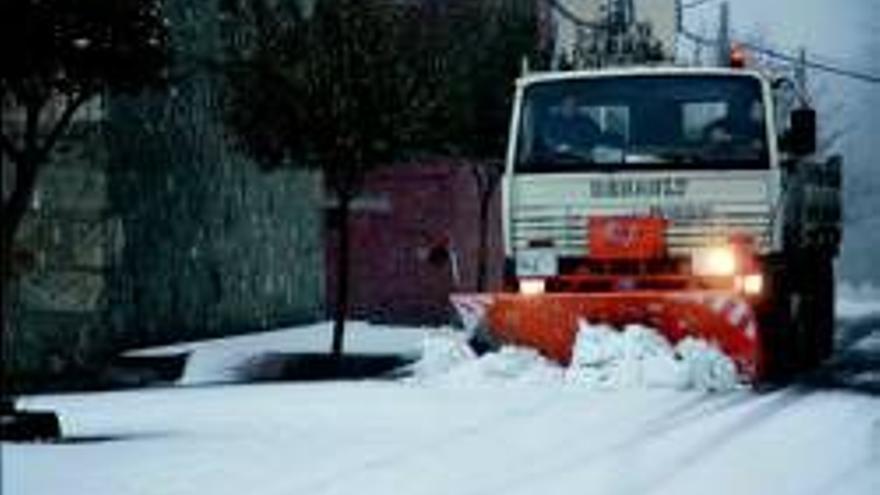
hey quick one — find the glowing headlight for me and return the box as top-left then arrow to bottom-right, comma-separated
519,279 -> 546,295
738,274 -> 764,295
692,247 -> 737,276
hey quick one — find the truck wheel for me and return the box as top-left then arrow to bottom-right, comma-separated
756,265 -> 798,381
790,290 -> 815,370
793,257 -> 835,369
811,259 -> 835,362
449,304 -> 499,356
782,256 -> 834,372
758,305 -> 792,381
468,324 -> 500,356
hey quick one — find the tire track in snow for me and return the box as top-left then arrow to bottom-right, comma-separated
467,389 -> 809,495
292,390 -> 564,495
633,389 -> 814,495
835,315 -> 880,351
638,391 -> 754,439
800,316 -> 880,395
298,391 -> 709,495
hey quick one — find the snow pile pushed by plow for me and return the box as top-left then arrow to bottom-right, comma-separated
565,322 -> 740,390
408,331 -> 563,386
410,320 -> 742,391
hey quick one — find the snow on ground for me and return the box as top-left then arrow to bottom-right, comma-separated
4,288 -> 880,494
4,382 -> 878,495
408,333 -> 564,386
123,280 -> 880,387
408,322 -> 742,391
135,318 -> 741,390
127,321 -> 427,385
837,281 -> 880,320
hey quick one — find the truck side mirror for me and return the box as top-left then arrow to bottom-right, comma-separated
781,108 -> 816,156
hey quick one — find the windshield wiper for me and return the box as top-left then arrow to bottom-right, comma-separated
548,148 -> 595,164
521,149 -> 595,166
626,148 -> 710,165
656,151 -> 709,165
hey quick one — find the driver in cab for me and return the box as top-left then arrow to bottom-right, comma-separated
703,99 -> 766,153
540,94 -> 602,157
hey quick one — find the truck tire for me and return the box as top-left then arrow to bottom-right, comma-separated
817,263 -> 835,361
468,325 -> 500,356
789,255 -> 834,370
756,263 -> 798,381
757,256 -> 830,380
805,258 -> 835,364
449,305 -> 499,356
790,290 -> 814,370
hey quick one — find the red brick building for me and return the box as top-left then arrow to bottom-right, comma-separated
325,160 -> 503,325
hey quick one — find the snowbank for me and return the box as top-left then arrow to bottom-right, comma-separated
409,329 -> 563,386
409,321 -> 742,391
127,321 -> 427,386
566,322 -> 740,391
121,276 -> 880,389
837,281 -> 880,320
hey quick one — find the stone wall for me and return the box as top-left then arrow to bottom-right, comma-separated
104,0 -> 324,349
3,119 -> 118,382
3,0 -> 324,389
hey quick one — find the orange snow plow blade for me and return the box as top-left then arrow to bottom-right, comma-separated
451,291 -> 763,380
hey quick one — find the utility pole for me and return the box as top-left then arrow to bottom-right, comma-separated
716,1 -> 730,66
795,47 -> 810,106
607,0 -> 635,34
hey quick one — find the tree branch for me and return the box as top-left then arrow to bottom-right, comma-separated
1,147 -> 40,264
24,98 -> 42,156
38,90 -> 94,161
0,132 -> 25,166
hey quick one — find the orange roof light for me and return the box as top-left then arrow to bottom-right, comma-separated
730,44 -> 747,68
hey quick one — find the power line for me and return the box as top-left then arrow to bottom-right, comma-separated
681,0 -> 716,10
752,45 -> 880,84
544,0 -> 605,30
680,29 -> 880,84
548,0 -> 880,84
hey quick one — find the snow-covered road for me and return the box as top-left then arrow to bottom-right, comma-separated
3,377 -> 878,494
3,291 -> 880,495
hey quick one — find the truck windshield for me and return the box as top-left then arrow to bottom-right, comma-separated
516,75 -> 769,173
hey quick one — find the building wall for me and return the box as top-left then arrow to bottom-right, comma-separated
104,0 -> 324,348
3,0 -> 325,388
325,160 -> 503,325
3,117 -> 119,381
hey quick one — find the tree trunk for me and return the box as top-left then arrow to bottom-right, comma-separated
2,151 -> 40,272
3,97 -> 48,284
476,190 -> 491,292
331,194 -> 352,360
2,152 -> 40,407
472,161 -> 502,293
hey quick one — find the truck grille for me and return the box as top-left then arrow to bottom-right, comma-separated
511,204 -> 773,256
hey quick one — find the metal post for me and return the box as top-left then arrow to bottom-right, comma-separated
716,1 -> 730,66
795,47 -> 810,106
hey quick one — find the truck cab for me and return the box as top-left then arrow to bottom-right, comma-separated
505,68 -> 780,290
490,66 -> 841,377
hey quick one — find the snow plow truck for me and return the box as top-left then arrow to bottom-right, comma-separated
452,64 -> 842,382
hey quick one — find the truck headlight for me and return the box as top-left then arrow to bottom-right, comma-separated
519,279 -> 546,295
738,274 -> 764,295
692,247 -> 737,276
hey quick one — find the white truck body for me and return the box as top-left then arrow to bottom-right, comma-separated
502,67 -> 839,275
